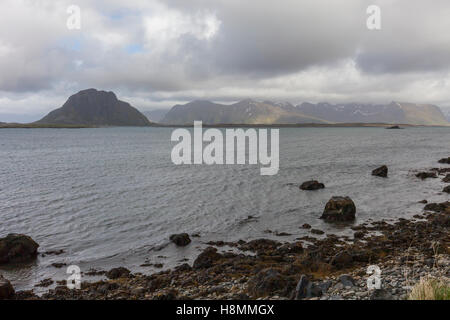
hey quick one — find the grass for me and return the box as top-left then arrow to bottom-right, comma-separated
408,276 -> 450,300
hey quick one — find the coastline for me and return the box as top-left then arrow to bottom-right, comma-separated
8,161 -> 449,300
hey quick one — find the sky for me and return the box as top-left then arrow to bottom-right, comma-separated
1,0 -> 450,122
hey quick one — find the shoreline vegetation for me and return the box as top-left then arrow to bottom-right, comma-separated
1,158 -> 449,300
1,122 -> 449,129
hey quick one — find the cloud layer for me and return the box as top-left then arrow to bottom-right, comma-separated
1,0 -> 450,119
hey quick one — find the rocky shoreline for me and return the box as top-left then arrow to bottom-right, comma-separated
2,160 -> 449,300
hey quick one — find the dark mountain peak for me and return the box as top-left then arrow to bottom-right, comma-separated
36,89 -> 151,126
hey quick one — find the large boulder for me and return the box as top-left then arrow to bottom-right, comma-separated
169,233 -> 191,247
372,165 -> 388,178
438,157 -> 450,164
0,234 -> 39,265
320,197 -> 356,222
0,275 -> 15,299
300,180 -> 325,190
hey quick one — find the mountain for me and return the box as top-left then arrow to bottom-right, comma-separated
296,102 -> 449,125
161,99 -> 331,125
37,89 -> 151,126
161,99 -> 449,125
143,109 -> 169,123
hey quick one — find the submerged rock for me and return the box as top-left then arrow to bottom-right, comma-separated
0,275 -> 15,299
438,157 -> 450,164
320,197 -> 356,222
372,165 -> 388,178
300,180 -> 325,191
169,233 -> 191,247
415,172 -> 437,180
424,202 -> 450,213
0,233 -> 39,265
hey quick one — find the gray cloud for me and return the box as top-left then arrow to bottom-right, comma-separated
1,0 -> 450,118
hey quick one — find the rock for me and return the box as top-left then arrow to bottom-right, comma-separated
339,274 -> 355,287
300,180 -> 325,191
247,268 -> 290,298
418,200 -> 428,204
301,223 -> 311,229
372,165 -> 388,178
443,174 -> 450,183
330,251 -> 353,268
0,233 -> 39,264
51,262 -> 67,268
424,201 -> 450,213
106,267 -> 130,279
310,229 -> 324,235
386,126 -> 402,129
293,275 -> 310,299
175,263 -> 192,272
35,278 -> 53,287
438,157 -> 450,164
131,286 -> 146,296
0,275 -> 15,299
169,233 -> 191,247
443,186 -> 450,193
316,280 -> 332,294
320,196 -> 356,222
415,172 -> 437,180
354,231 -> 365,239
370,288 -> 393,300
193,247 -> 221,269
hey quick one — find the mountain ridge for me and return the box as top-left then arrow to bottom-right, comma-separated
160,99 -> 449,126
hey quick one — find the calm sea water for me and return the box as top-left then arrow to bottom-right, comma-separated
0,126 -> 449,291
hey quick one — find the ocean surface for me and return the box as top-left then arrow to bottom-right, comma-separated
0,126 -> 449,292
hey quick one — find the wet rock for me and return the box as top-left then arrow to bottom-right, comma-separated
51,262 -> 67,268
175,263 -> 192,272
311,229 -> 324,235
247,268 -> 290,298
106,267 -> 131,279
193,247 -> 221,269
0,233 -> 39,264
293,275 -> 309,299
372,165 -> 388,178
35,278 -> 53,288
386,126 -> 402,129
443,186 -> 450,193
339,274 -> 355,287
301,223 -> 311,229
418,200 -> 428,204
320,196 -> 356,222
443,174 -> 450,183
438,157 -> 450,164
354,231 -> 365,239
424,201 -> 450,213
0,275 -> 15,299
370,288 -> 393,300
169,233 -> 191,247
415,172 -> 437,180
300,180 -> 325,191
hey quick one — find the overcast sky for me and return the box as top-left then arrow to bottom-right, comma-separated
1,0 -> 450,121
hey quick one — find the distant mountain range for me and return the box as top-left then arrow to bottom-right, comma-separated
160,100 -> 449,126
37,89 -> 151,126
